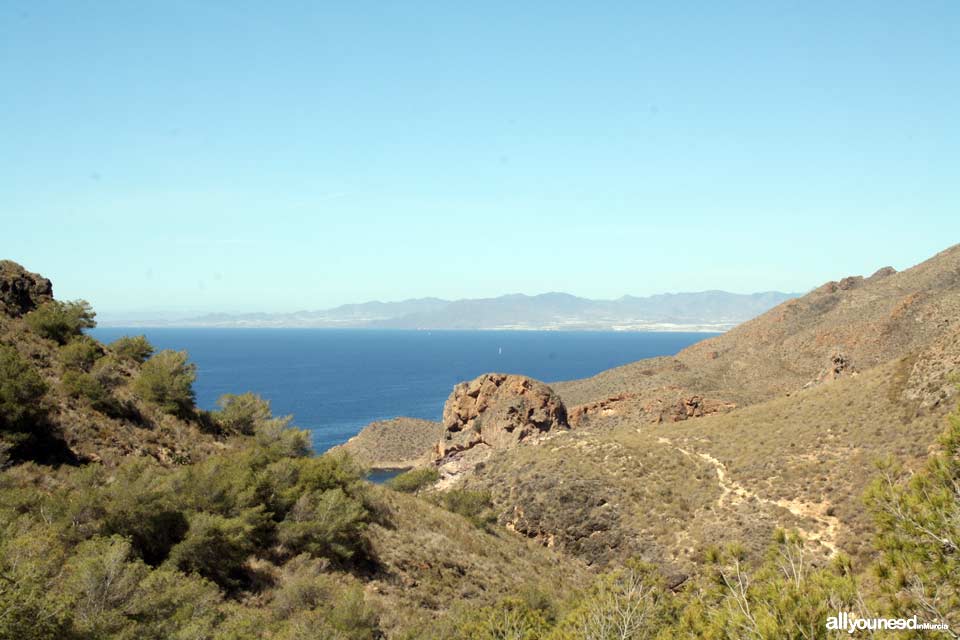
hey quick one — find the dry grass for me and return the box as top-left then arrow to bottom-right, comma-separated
460,356 -> 955,574
362,485 -> 590,634
333,417 -> 443,469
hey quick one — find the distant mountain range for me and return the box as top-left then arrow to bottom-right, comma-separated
103,291 -> 800,331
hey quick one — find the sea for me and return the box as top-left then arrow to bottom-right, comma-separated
89,329 -> 715,454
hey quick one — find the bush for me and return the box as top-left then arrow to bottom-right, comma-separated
109,335 -> 154,364
133,350 -> 196,417
440,488 -> 497,530
62,371 -> 111,410
89,355 -> 123,388
386,466 -> 439,493
60,336 -> 103,372
95,461 -> 191,565
24,300 -> 96,345
63,536 -> 148,636
441,597 -> 550,640
0,345 -> 47,432
277,488 -> 369,561
166,512 -> 255,590
866,403 -> 960,631
215,393 -> 272,435
254,416 -> 312,458
122,567 -> 223,640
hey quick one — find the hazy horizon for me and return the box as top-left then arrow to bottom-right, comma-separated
93,287 -> 801,321
4,3 -> 958,315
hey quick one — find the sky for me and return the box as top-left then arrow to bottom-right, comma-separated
2,1 -> 958,317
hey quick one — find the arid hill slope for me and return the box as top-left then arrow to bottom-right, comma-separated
452,244 -> 960,572
554,244 -> 960,425
332,417 -> 443,469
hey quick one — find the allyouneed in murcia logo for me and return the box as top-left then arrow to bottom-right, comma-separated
827,611 -> 950,634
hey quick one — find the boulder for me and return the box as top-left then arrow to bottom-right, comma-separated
0,260 -> 53,317
437,373 -> 569,460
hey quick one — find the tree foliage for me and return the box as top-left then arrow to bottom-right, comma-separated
214,392 -> 273,436
0,345 -> 47,433
865,406 -> 960,632
386,466 -> 439,493
133,349 -> 197,417
24,300 -> 96,345
59,336 -> 103,372
109,334 -> 154,364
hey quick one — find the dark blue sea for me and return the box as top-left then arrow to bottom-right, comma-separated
89,329 -> 714,453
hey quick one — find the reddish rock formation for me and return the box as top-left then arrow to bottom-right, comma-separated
658,395 -> 737,423
437,373 -> 568,458
568,394 -> 633,424
435,374 -> 569,484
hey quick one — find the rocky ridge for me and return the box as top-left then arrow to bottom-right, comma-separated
435,244 -> 960,569
0,260 -> 53,317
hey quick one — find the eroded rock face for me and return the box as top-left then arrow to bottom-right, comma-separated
434,374 -> 569,485
900,326 -> 960,412
804,351 -> 857,389
658,395 -> 737,423
437,373 -> 569,458
0,260 -> 53,317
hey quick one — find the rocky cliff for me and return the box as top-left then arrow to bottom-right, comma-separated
0,259 -> 53,317
433,373 -> 569,484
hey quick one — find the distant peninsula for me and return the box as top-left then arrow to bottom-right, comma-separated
101,290 -> 799,331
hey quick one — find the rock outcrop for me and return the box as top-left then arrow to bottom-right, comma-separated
0,260 -> 53,317
804,351 -> 857,389
435,374 -> 569,484
657,394 -> 738,423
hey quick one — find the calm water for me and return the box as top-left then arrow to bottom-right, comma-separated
89,329 -> 714,453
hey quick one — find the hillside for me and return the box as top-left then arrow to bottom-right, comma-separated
554,245 -> 960,417
332,417 -> 444,469
0,260 -> 590,639
446,245 -> 960,573
4,248 -> 960,638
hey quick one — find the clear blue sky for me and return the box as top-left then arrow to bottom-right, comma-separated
2,1 -> 958,316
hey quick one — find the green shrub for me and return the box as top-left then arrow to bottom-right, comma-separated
98,469 -> 191,565
166,512 -> 255,590
277,488 -> 369,561
133,350 -> 196,417
440,488 -> 497,530
440,597 -> 550,640
109,335 -> 154,364
0,345 -> 47,433
386,466 -> 439,493
60,336 -> 103,372
214,392 -> 272,435
24,300 -> 96,344
122,567 -> 223,640
63,536 -> 148,636
0,520 -> 73,640
90,355 -> 123,388
254,416 -> 312,458
62,371 -> 111,410
296,451 -> 366,493
321,583 -> 380,640
865,403 -> 960,630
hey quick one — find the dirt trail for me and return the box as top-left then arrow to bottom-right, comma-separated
657,436 -> 840,555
